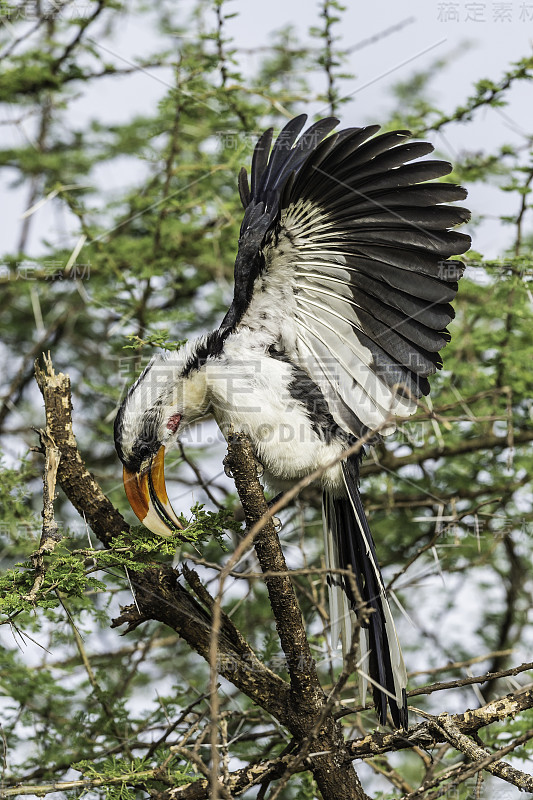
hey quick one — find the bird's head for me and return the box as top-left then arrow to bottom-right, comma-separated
114,338 -> 218,536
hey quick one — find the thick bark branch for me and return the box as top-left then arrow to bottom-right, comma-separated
34,355 -> 368,799
349,687 -> 533,758
224,432 -> 321,702
34,353 -> 128,547
148,687 -> 533,800
32,355 -> 533,800
18,687 -> 529,800
34,354 -> 291,722
224,431 -> 368,800
424,715 -> 533,793
22,430 -> 62,601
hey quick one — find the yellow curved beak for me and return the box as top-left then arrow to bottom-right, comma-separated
123,445 -> 183,537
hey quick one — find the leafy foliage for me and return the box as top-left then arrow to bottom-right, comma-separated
1,1 -> 533,798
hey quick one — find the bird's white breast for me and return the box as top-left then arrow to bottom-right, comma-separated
205,334 -> 345,493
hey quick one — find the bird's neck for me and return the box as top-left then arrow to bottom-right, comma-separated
199,329 -> 271,422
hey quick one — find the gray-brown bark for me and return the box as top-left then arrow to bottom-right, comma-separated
32,354 -> 533,800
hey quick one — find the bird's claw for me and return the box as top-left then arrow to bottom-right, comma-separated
223,456 -> 233,479
271,516 -> 282,532
255,459 -> 264,477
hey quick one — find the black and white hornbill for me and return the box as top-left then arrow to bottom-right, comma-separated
114,115 -> 470,728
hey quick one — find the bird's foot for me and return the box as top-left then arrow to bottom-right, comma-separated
266,493 -> 285,531
254,459 -> 264,477
223,455 -> 233,479
266,494 -> 283,531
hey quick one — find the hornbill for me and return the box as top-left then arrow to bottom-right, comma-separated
114,115 -> 470,728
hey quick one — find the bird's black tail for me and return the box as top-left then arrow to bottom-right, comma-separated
323,456 -> 407,728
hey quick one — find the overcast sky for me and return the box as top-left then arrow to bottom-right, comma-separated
1,11 -> 531,794
1,0 -> 532,260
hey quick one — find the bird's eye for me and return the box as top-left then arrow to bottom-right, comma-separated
138,443 -> 152,461
166,413 -> 181,433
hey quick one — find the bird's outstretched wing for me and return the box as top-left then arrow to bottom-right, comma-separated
221,114 -> 470,436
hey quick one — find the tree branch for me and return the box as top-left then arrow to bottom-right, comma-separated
31,355 -> 533,799
223,431 -> 368,800
421,713 -> 533,794
360,428 -> 533,477
22,430 -> 61,601
34,353 -> 128,547
348,686 -> 533,758
33,354 -> 291,723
